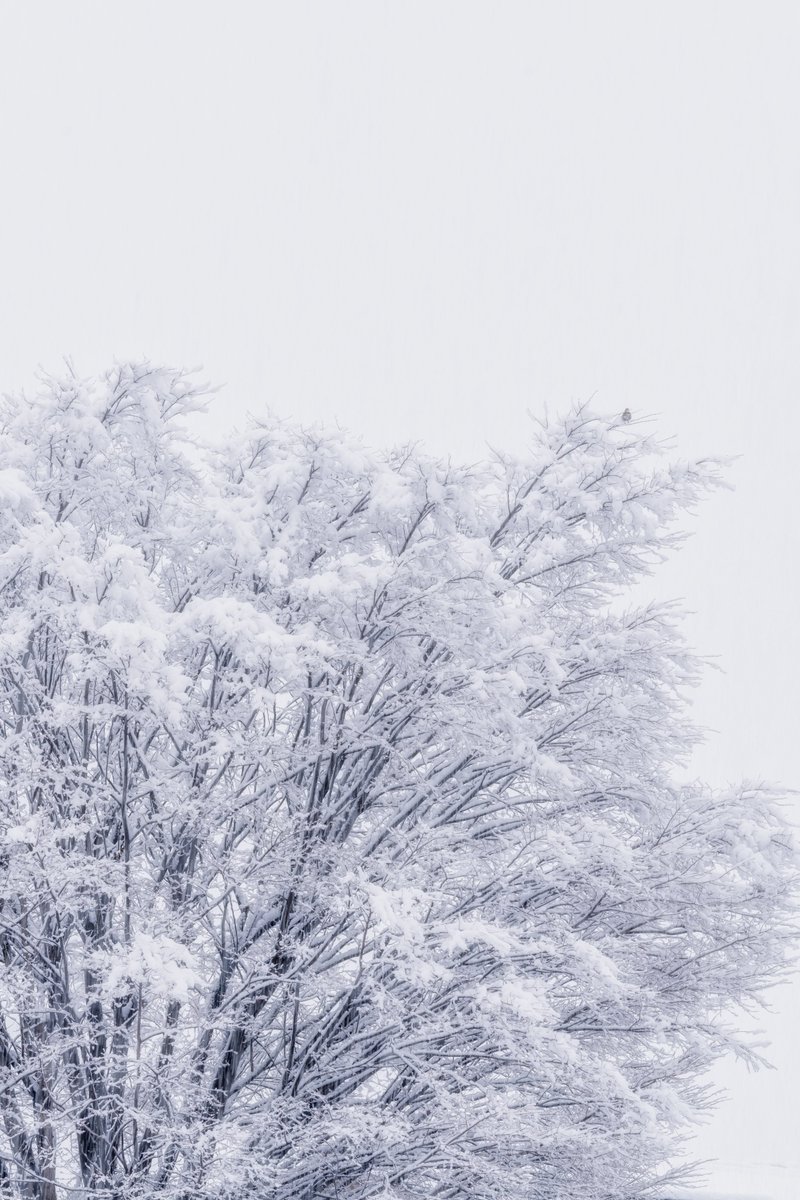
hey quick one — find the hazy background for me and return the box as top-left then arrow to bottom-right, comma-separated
1,3 -> 798,1194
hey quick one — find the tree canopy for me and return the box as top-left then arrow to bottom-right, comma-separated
0,364 -> 794,1199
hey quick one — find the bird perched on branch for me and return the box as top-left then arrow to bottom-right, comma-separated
621,408 -> 632,423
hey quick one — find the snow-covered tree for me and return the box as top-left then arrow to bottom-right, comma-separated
0,363 -> 794,1199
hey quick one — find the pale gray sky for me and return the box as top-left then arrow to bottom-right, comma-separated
1,3 -> 798,1195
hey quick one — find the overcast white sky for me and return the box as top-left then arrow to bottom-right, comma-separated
1,3 -> 798,1195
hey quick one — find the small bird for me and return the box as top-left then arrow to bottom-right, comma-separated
621,408 -> 632,423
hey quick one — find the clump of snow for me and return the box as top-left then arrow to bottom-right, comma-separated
103,933 -> 203,1002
